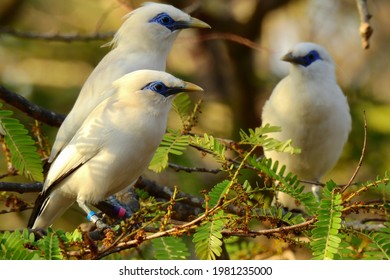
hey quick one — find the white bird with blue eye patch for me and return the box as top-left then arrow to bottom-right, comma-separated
262,42 -> 351,211
48,2 -> 210,164
28,70 -> 203,229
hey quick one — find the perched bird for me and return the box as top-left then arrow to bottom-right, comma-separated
48,2 -> 210,163
262,42 -> 351,211
28,70 -> 203,229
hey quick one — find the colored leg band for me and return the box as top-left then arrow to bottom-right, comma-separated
87,211 -> 96,221
117,207 -> 126,218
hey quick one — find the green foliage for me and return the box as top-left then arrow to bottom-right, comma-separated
311,181 -> 343,260
239,124 -> 300,154
361,222 -> 390,260
152,236 -> 190,260
36,229 -> 63,260
254,206 -> 306,226
0,230 -> 40,260
250,157 -> 319,215
172,93 -> 192,122
2,84 -> 390,261
149,129 -> 190,173
191,133 -> 226,161
207,180 -> 230,208
0,103 -> 43,181
193,210 -> 225,260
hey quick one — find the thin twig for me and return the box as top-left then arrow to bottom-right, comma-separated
199,32 -> 268,53
356,0 -> 374,49
222,218 -> 316,237
0,85 -> 65,127
341,111 -> 367,193
168,162 -> 221,174
0,27 -> 114,42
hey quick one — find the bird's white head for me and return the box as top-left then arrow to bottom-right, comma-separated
109,2 -> 210,52
113,70 -> 203,110
282,42 -> 336,80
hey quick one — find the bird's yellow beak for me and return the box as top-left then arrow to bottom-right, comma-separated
281,52 -> 296,63
182,81 -> 204,93
187,17 -> 211,29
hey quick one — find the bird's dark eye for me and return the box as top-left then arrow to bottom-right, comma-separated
301,50 -> 322,67
154,83 -> 163,91
149,13 -> 176,30
142,81 -> 167,95
161,16 -> 171,24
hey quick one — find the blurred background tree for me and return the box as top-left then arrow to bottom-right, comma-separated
0,0 -> 389,259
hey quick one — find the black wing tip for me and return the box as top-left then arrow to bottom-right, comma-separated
27,192 -> 48,228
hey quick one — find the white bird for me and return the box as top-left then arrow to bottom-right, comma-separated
48,2 -> 210,164
28,70 -> 203,229
261,42 -> 351,211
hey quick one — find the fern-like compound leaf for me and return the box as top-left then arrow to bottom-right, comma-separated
152,236 -> 190,260
149,129 -> 190,173
311,181 -> 343,260
0,104 -> 43,181
193,210 -> 225,260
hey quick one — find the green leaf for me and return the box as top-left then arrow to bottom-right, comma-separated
0,230 -> 41,260
37,229 -> 63,260
152,236 -> 190,260
190,133 -> 226,161
310,181 -> 343,260
362,222 -> 390,260
250,157 -> 319,215
149,129 -> 190,173
239,124 -> 300,154
207,180 -> 230,208
0,103 -> 43,181
193,210 -> 225,260
172,92 -> 192,121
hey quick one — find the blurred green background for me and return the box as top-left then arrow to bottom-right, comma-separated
0,0 -> 389,236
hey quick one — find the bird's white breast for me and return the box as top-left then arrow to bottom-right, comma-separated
262,73 -> 351,181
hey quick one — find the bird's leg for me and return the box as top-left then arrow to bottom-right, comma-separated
77,199 -> 108,230
94,187 -> 140,219
94,199 -> 128,219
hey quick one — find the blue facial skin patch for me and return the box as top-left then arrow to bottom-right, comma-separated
298,50 -> 323,67
142,81 -> 183,97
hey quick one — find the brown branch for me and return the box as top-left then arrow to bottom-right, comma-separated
92,216 -> 317,259
356,0 -> 374,49
168,162 -> 221,174
199,32 -> 266,53
341,111 -> 367,193
0,85 -> 65,127
222,218 -> 317,238
0,27 -> 114,42
0,182 -> 43,194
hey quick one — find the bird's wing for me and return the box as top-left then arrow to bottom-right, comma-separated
44,99 -> 112,192
44,144 -> 99,192
48,51 -> 145,163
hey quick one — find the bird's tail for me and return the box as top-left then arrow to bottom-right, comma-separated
28,191 -> 74,229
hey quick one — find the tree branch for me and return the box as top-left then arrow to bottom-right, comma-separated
0,27 -> 114,42
0,85 -> 65,127
356,0 -> 374,49
341,111 -> 367,193
168,162 -> 221,174
0,181 -> 43,193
